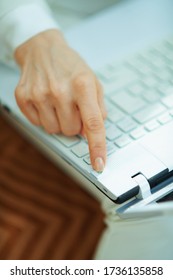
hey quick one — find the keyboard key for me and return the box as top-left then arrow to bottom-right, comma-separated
156,68 -> 173,80
161,95 -> 173,108
96,64 -> 124,81
128,56 -> 153,75
142,89 -> 161,103
158,83 -> 173,95
114,135 -> 132,148
149,40 -> 172,59
53,134 -> 80,147
143,75 -> 159,88
106,125 -> 122,141
106,143 -> 118,155
83,144 -> 118,163
107,107 -> 125,123
83,155 -> 91,165
145,120 -> 160,131
103,69 -> 137,93
94,37 -> 173,149
133,103 -> 166,124
165,52 -> 173,62
130,127 -> 146,139
128,82 -> 145,96
151,57 -> 167,68
110,91 -> 147,114
157,113 -> 172,124
71,142 -> 89,157
104,99 -> 115,112
117,117 -> 137,132
168,64 -> 173,73
104,119 -> 111,128
169,109 -> 173,116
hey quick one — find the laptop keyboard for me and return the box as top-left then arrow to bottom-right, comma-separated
53,38 -> 173,166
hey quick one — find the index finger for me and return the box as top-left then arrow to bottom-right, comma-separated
74,74 -> 106,172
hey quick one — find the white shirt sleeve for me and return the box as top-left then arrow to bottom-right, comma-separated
0,0 -> 60,66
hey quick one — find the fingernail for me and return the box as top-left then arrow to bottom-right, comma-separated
94,157 -> 104,173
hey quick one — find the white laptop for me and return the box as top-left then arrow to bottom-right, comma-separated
1,0 -> 173,218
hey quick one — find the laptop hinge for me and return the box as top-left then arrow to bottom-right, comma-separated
116,172 -> 173,219
133,173 -> 151,200
116,173 -> 152,218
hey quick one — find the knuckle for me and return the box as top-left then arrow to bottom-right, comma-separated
73,73 -> 90,92
51,83 -> 67,101
50,84 -> 61,97
15,84 -> 24,98
31,86 -> 48,104
15,85 -> 26,107
85,116 -> 103,132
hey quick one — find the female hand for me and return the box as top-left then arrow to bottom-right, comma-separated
14,29 -> 107,172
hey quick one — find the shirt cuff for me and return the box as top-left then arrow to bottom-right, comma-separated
0,2 -> 60,65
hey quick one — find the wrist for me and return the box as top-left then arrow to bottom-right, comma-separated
14,29 -> 67,66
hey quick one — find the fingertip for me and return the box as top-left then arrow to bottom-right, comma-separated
94,157 -> 105,173
90,143 -> 107,172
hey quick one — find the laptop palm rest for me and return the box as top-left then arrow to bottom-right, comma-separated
139,121 -> 173,172
97,144 -> 167,202
98,123 -> 173,202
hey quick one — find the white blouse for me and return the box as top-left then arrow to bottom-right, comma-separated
0,0 -> 118,65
